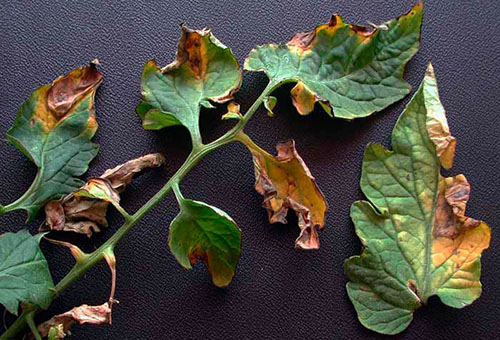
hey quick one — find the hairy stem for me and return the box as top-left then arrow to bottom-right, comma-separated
1,80 -> 283,340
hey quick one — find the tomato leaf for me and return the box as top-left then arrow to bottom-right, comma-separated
41,153 -> 165,236
244,3 -> 422,119
0,230 -> 54,315
38,302 -> 111,338
169,197 -> 242,287
4,62 -> 102,220
240,134 -> 328,249
137,24 -> 242,145
345,64 -> 491,335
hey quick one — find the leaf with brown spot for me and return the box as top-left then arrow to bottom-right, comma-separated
41,153 -> 165,236
2,62 -> 102,220
137,24 -> 242,145
244,3 -> 422,119
345,64 -> 491,335
169,192 -> 241,287
37,303 -> 112,339
238,133 -> 328,250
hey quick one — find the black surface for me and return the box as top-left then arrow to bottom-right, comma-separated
1,0 -> 499,339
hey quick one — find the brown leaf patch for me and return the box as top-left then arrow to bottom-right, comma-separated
38,303 -> 111,338
244,136 -> 328,249
41,153 -> 165,236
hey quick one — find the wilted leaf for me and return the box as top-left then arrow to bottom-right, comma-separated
0,230 -> 54,314
240,134 -> 328,249
345,64 -> 491,334
263,96 -> 277,117
4,62 -> 102,220
244,3 -> 422,119
41,153 -> 166,236
221,102 -> 242,120
137,24 -> 242,144
169,198 -> 241,287
38,302 -> 111,338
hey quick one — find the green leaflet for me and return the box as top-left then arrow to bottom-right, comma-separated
2,63 -> 102,220
0,230 -> 54,314
244,3 -> 422,119
169,190 -> 241,287
345,64 -> 491,334
137,24 -> 242,146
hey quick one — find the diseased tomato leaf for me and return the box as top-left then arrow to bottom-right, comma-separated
0,230 -> 54,315
169,198 -> 241,287
3,62 -> 102,220
244,3 -> 422,119
41,153 -> 166,236
38,302 -> 112,339
137,24 -> 242,145
239,134 -> 328,249
345,64 -> 491,335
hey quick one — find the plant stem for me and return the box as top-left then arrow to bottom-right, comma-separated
1,79 -> 283,340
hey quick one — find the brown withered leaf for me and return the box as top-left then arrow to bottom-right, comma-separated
101,153 -> 166,192
38,302 -> 111,338
241,135 -> 328,249
41,153 -> 166,236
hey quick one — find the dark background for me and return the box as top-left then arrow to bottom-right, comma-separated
1,0 -> 499,339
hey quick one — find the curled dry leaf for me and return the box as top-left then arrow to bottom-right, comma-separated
38,303 -> 112,339
345,64 -> 491,335
4,62 -> 102,219
244,3 -> 422,119
239,134 -> 328,249
41,153 -> 166,236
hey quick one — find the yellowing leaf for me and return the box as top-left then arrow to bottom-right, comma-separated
41,153 -> 165,236
238,133 -> 328,249
244,3 -> 422,119
345,64 -> 491,335
137,25 -> 242,145
221,102 -> 242,120
3,62 -> 102,219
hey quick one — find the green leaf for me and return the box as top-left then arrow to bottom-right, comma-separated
169,198 -> 242,287
263,96 -> 277,117
137,24 -> 242,145
0,230 -> 54,314
4,62 -> 102,220
244,3 -> 422,119
345,64 -> 491,334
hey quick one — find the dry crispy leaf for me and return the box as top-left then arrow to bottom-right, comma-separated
38,303 -> 111,338
241,135 -> 328,249
41,153 -> 165,236
101,153 -> 166,192
345,64 -> 491,334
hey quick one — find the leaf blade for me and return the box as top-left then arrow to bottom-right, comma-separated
5,63 -> 102,219
0,230 -> 54,314
169,199 -> 242,287
345,64 -> 491,334
244,3 -> 423,119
